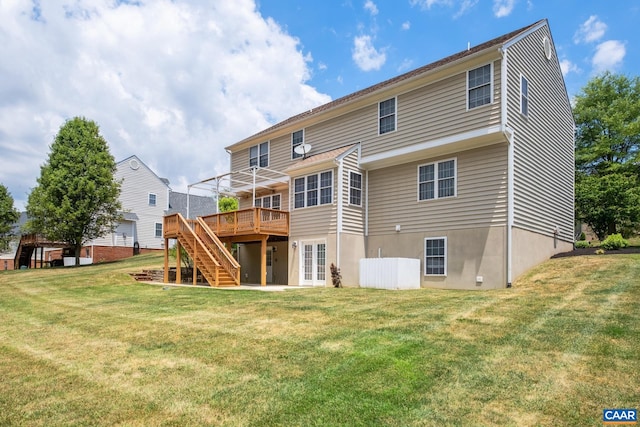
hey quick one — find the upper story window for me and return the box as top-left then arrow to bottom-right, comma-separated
379,98 -> 396,134
254,194 -> 281,210
148,193 -> 157,206
250,141 -> 269,168
418,159 -> 456,201
520,75 -> 529,117
292,130 -> 304,159
468,64 -> 492,109
349,171 -> 362,206
294,171 -> 333,209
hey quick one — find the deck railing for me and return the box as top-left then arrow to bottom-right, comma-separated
200,208 -> 289,237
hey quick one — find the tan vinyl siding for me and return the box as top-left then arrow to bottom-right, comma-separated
363,61 -> 502,158
341,149 -> 365,234
289,166 -> 338,235
506,26 -> 574,242
367,143 -> 508,235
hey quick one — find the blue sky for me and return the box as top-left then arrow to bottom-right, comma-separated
0,0 -> 637,210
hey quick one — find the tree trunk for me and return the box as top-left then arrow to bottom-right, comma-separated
75,243 -> 82,266
607,221 -> 617,237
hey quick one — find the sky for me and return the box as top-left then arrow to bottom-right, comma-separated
1,0 -> 638,211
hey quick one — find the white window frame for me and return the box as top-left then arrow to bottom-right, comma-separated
154,222 -> 163,238
467,63 -> 493,110
424,237 -> 447,276
417,158 -> 457,201
520,74 -> 529,117
254,194 -> 281,210
349,171 -> 362,206
292,130 -> 304,160
249,141 -> 269,168
293,170 -> 333,209
148,193 -> 157,207
378,97 -> 397,135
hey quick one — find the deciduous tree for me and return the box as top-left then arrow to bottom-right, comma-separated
26,117 -> 122,265
574,72 -> 640,238
0,184 -> 19,252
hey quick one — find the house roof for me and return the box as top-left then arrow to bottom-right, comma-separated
226,19 -> 546,151
167,191 -> 217,219
117,155 -> 171,189
285,144 -> 357,174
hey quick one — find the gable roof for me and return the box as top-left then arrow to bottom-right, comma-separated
227,19 -> 546,151
167,191 -> 217,219
285,144 -> 358,175
117,155 -> 171,190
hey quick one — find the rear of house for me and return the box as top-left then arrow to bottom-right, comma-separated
201,19 -> 574,289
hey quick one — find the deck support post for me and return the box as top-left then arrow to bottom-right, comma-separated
260,235 -> 268,286
176,240 -> 182,284
163,238 -> 169,283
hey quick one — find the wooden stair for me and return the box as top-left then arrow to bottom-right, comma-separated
168,213 -> 240,287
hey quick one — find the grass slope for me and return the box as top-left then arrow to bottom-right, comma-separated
0,253 -> 638,426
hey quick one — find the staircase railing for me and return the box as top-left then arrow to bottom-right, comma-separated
196,218 -> 240,286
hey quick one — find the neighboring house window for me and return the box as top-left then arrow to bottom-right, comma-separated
254,194 -> 281,209
520,75 -> 529,117
148,193 -> 157,206
379,98 -> 396,134
250,141 -> 269,168
468,64 -> 492,109
418,159 -> 456,200
425,237 -> 447,276
294,171 -> 333,208
155,222 -> 163,238
292,130 -> 304,159
349,171 -> 362,206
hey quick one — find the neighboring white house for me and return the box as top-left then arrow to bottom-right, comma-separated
91,155 -> 170,251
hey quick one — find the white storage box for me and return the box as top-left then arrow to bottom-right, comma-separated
359,258 -> 420,290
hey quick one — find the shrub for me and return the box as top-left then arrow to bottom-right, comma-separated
575,240 -> 590,249
595,249 -> 605,255
330,263 -> 342,288
600,233 -> 629,250
579,232 -> 586,241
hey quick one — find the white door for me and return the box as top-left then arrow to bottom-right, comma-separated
266,247 -> 273,283
300,241 -> 326,286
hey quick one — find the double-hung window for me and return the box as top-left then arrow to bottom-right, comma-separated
520,75 -> 529,117
379,98 -> 396,134
292,130 -> 304,159
424,237 -> 447,275
155,222 -> 163,238
254,194 -> 281,210
249,142 -> 269,168
148,193 -> 157,206
418,159 -> 456,200
294,171 -> 333,209
349,171 -> 362,206
468,64 -> 492,109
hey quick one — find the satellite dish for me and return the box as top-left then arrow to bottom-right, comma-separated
294,143 -> 312,158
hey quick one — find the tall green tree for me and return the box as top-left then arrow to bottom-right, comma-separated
0,184 -> 19,252
26,117 -> 122,265
574,72 -> 640,239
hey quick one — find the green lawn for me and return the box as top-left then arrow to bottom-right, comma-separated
0,253 -> 638,426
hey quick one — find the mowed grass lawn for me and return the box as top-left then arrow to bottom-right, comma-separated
0,253 -> 638,426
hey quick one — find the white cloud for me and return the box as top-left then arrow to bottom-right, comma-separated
401,21 -> 411,31
592,40 -> 626,72
397,59 -> 414,72
493,0 -> 516,18
0,0 -> 331,209
454,0 -> 479,18
352,35 -> 386,71
574,15 -> 607,44
409,0 -> 453,9
364,0 -> 378,16
559,59 -> 580,76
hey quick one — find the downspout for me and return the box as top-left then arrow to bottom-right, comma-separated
336,159 -> 343,268
500,46 -> 514,288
